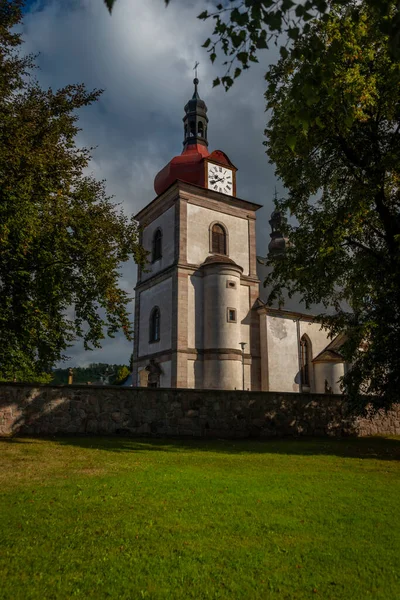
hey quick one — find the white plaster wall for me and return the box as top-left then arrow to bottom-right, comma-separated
266,315 -> 300,393
203,270 -> 241,349
300,321 -> 332,392
138,277 -> 172,357
187,204 -> 249,274
263,313 -> 342,393
187,359 -> 204,389
187,275 -> 203,349
204,359 -> 242,390
259,314 -> 269,391
314,362 -> 344,394
160,361 -> 172,388
300,321 -> 332,358
244,363 -> 251,391
239,284 -> 251,347
141,206 -> 175,282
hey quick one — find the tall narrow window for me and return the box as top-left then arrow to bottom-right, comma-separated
211,224 -> 227,255
149,307 -> 160,343
198,122 -> 204,137
300,336 -> 310,387
152,228 -> 162,262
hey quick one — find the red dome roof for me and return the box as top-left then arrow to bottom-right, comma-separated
154,142 -> 209,196
154,146 -> 237,197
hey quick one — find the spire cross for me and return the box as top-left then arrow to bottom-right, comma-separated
193,61 -> 199,79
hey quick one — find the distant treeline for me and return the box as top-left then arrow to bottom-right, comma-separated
51,363 -> 130,385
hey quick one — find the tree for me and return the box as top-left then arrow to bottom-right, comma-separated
0,1 -> 146,382
104,1 -> 400,90
114,365 -> 130,384
264,1 -> 400,411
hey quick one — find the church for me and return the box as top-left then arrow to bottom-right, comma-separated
132,79 -> 347,393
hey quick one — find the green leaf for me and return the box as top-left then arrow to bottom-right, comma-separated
280,46 -> 289,59
288,27 -> 299,41
202,38 -> 211,49
234,67 -> 242,79
237,51 -> 249,64
104,0 -> 115,13
295,4 -> 304,17
256,36 -> 268,49
213,77 -> 221,87
197,11 -> 209,20
286,135 -> 296,151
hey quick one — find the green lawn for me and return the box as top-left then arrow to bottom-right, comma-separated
1,436 -> 399,600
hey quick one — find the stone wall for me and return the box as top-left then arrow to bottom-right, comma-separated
1,384 -> 399,438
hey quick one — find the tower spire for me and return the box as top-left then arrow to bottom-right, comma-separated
183,71 -> 208,150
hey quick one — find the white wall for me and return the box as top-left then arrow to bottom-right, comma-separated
141,206 -> 175,282
187,359 -> 203,389
203,359 -> 243,390
138,276 -> 172,357
187,275 -> 203,349
160,360 -> 172,388
239,284 -> 251,347
266,314 -> 300,393
203,269 -> 242,350
314,362 -> 344,394
300,321 -> 332,358
300,321 -> 333,392
261,312 -> 342,393
187,203 -> 249,274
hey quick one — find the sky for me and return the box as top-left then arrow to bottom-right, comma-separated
21,0 -> 282,368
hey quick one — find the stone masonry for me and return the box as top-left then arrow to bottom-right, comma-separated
0,383 -> 399,438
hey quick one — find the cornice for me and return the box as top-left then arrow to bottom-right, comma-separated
178,180 -> 262,213
134,179 -> 262,225
255,302 -> 320,322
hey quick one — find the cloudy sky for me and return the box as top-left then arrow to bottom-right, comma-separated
21,0 -> 281,367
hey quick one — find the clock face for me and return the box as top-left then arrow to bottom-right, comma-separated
207,163 -> 234,196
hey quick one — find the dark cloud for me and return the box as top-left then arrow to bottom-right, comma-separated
21,0 -> 281,367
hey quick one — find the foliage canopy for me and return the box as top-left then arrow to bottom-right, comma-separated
264,2 -> 400,410
0,1 -> 146,381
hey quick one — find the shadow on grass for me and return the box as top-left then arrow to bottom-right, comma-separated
2,434 -> 399,461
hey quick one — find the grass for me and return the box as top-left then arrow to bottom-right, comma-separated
0,436 -> 399,600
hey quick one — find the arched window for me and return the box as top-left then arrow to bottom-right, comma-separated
149,307 -> 160,343
198,122 -> 204,137
300,335 -> 311,387
211,224 -> 227,255
152,228 -> 162,262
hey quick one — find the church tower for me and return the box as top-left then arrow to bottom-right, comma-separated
132,79 -> 262,389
